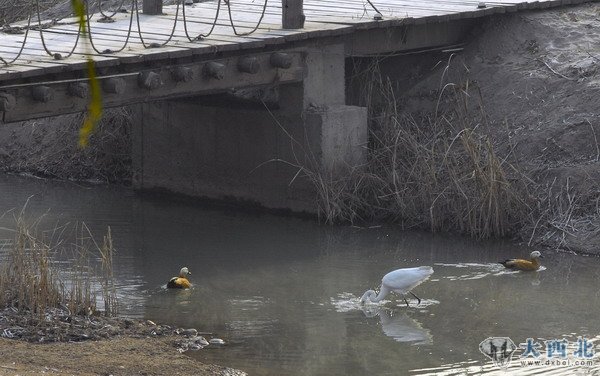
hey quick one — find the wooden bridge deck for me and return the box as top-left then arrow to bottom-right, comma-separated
0,0 -> 592,82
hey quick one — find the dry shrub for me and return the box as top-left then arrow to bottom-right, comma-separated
309,56 -> 598,249
365,80 -> 530,238
0,214 -> 62,314
305,58 -> 531,238
0,209 -> 117,317
305,166 -> 367,225
2,107 -> 132,183
58,107 -> 132,183
529,177 -> 600,252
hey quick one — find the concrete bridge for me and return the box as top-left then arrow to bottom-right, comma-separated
0,0 -> 590,212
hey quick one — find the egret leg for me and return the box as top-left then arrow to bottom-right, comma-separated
403,296 -> 410,307
409,291 -> 421,306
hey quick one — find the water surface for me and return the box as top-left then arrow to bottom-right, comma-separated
0,174 -> 598,375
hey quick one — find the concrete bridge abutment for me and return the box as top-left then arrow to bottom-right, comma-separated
132,44 -> 367,213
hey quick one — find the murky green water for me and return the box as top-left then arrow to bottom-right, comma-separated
0,174 -> 599,375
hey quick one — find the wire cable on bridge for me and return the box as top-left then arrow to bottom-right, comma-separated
1,0 -> 271,65
0,1 -> 32,65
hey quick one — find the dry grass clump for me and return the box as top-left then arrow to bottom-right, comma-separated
0,215 -> 62,314
0,212 -> 117,317
304,59 -> 531,239
2,107 -> 132,183
365,81 -> 530,238
528,177 -> 600,252
294,56 -> 600,252
294,165 -> 366,225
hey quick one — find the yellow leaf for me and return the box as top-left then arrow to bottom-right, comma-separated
71,0 -> 103,148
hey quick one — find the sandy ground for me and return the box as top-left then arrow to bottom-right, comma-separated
0,337 -> 245,376
0,310 -> 247,375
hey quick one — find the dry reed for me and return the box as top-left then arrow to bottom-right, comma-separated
528,177 -> 600,252
266,56 -> 596,247
297,58 -> 532,239
0,212 -> 117,317
0,214 -> 62,314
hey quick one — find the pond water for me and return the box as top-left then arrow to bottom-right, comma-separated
0,174 -> 599,375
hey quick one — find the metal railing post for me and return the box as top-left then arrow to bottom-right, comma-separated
143,0 -> 163,15
282,0 -> 305,29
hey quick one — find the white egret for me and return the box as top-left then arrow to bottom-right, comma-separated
499,251 -> 542,271
167,267 -> 192,289
360,266 -> 434,307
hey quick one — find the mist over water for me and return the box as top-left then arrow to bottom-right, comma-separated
0,174 -> 598,375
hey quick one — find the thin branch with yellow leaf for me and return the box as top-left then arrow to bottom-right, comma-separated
71,0 -> 103,148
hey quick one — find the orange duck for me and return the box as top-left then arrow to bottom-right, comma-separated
500,251 -> 542,271
167,267 -> 192,289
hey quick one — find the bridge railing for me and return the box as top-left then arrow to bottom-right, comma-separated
143,0 -> 305,29
281,0 -> 305,29
0,0 -> 308,68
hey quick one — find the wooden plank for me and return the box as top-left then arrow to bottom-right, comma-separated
233,0 -> 482,20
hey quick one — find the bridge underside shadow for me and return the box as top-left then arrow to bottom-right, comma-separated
0,19 -> 474,214
132,44 -> 367,213
130,18 -> 475,213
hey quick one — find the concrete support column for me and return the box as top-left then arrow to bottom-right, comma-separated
304,105 -> 367,172
132,45 -> 368,213
279,44 -> 367,175
302,44 -> 346,107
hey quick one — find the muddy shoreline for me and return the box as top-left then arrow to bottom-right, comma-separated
0,307 -> 245,375
0,336 -> 245,376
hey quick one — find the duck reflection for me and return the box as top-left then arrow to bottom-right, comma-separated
362,306 -> 432,345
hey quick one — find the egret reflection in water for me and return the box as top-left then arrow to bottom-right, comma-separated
362,306 -> 432,345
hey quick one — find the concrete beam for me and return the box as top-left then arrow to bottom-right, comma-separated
302,44 -> 346,108
0,52 -> 304,123
304,105 -> 367,172
346,19 -> 474,56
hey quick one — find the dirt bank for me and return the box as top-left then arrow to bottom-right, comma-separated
0,108 -> 132,184
401,3 -> 600,253
0,336 -> 244,376
0,308 -> 245,375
